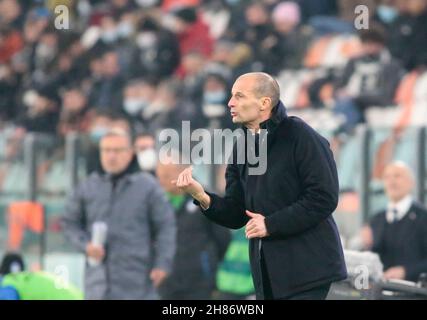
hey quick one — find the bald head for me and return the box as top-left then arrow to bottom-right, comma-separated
237,72 -> 280,109
383,161 -> 415,202
229,72 -> 281,130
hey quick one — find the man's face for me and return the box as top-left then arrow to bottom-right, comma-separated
228,76 -> 263,126
383,165 -> 414,202
63,89 -> 86,112
134,135 -> 155,153
100,135 -> 134,174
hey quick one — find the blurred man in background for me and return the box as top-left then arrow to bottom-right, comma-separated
359,161 -> 427,282
156,156 -> 230,299
332,25 -> 404,136
62,128 -> 176,299
134,131 -> 157,174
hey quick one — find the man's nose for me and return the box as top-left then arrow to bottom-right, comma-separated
228,97 -> 234,108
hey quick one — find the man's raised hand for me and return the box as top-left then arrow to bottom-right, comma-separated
172,166 -> 209,206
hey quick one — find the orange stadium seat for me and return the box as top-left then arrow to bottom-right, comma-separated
7,201 -> 45,251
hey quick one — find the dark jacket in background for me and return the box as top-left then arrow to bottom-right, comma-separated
370,202 -> 427,282
388,11 -> 427,71
334,50 -> 404,108
160,196 -> 230,300
196,102 -> 347,299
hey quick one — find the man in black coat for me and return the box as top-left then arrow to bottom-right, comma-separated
173,72 -> 347,300
358,162 -> 427,282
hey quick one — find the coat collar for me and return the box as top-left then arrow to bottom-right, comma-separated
258,101 -> 288,134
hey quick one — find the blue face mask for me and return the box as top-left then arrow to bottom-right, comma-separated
203,91 -> 227,104
377,5 -> 398,24
89,126 -> 109,144
225,0 -> 240,6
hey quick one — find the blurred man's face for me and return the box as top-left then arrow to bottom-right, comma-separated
102,52 -> 120,77
134,135 -> 155,153
100,135 -> 133,174
63,89 -> 86,112
156,162 -> 184,194
361,41 -> 384,56
245,4 -> 269,26
383,164 -> 414,202
0,0 -> 21,23
407,0 -> 427,15
228,76 -> 263,126
124,82 -> 156,101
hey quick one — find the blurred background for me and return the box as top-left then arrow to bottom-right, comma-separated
0,0 -> 427,299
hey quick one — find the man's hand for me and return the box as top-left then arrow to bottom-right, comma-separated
359,225 -> 374,250
150,268 -> 168,288
86,243 -> 105,262
384,266 -> 406,280
245,210 -> 269,239
172,166 -> 210,208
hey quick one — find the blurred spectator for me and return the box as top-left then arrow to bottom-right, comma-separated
236,1 -> 286,74
62,128 -> 176,299
357,162 -> 427,282
166,6 -> 214,77
388,0 -> 427,71
131,17 -> 180,80
88,48 -> 124,110
196,72 -> 234,130
331,25 -> 404,136
0,252 -> 25,275
200,0 -> 231,40
304,0 -> 378,36
271,1 -> 311,69
297,0 -> 338,22
211,40 -> 254,79
156,156 -> 230,299
16,87 -> 60,134
0,0 -> 24,29
122,77 -> 158,132
142,78 -> 197,133
134,131 -> 157,174
57,86 -> 91,137
373,0 -> 400,27
0,26 -> 23,63
180,51 -> 210,100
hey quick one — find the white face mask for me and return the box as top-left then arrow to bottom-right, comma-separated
124,98 -> 148,116
136,32 -> 157,48
136,0 -> 159,7
36,43 -> 55,60
137,148 -> 157,171
117,21 -> 134,38
101,29 -> 118,43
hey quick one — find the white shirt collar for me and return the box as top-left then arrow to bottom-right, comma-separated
386,194 -> 413,223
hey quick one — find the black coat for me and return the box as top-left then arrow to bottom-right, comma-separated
197,101 -> 347,299
160,196 -> 231,299
370,202 -> 427,282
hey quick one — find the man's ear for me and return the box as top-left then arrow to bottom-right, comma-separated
260,97 -> 272,111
